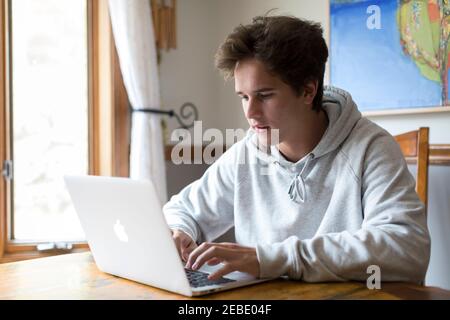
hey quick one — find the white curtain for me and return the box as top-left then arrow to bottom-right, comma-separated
108,0 -> 167,204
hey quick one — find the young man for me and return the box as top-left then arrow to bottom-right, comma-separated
163,16 -> 430,283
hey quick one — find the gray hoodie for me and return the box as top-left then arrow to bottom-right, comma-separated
163,86 -> 431,283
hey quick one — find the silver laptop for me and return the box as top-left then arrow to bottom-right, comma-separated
64,175 -> 269,297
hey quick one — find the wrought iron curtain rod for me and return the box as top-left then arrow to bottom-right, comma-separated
132,102 -> 199,129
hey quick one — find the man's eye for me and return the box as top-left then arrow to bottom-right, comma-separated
240,96 -> 249,101
259,93 -> 273,99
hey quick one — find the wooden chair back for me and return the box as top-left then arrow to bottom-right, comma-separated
394,127 -> 429,212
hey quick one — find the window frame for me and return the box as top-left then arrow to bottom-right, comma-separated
0,0 -> 130,263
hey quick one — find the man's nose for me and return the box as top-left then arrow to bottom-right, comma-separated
245,98 -> 262,119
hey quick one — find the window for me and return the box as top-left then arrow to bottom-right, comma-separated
11,0 -> 88,242
0,0 -> 129,263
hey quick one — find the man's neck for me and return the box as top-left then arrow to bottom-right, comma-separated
278,109 -> 329,163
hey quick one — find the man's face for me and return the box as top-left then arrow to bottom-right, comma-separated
234,58 -> 312,146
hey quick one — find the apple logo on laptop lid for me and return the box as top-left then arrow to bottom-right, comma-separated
114,220 -> 129,243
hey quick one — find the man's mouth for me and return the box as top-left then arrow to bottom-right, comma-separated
252,125 -> 270,133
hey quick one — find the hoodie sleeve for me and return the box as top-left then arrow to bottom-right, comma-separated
162,146 -> 238,243
256,134 -> 431,283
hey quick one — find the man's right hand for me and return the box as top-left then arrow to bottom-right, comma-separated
171,229 -> 198,262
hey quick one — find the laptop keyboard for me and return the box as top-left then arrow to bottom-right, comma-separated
185,268 -> 236,288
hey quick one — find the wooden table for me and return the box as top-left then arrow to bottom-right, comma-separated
1,252 -> 450,300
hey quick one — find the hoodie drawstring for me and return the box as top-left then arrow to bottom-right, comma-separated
286,153 -> 314,203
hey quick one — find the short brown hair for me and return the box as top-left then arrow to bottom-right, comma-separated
215,15 -> 328,111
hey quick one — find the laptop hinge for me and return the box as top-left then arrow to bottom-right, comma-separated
2,160 -> 13,181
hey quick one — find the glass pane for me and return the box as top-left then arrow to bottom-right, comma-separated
11,0 -> 88,241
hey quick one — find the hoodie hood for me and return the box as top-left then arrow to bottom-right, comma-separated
246,86 -> 362,202
313,86 -> 362,158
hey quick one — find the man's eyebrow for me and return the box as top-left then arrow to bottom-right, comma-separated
236,88 -> 275,95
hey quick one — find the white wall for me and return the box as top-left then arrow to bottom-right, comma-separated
159,0 -> 220,137
161,0 -> 450,289
367,113 -> 450,143
409,165 -> 450,290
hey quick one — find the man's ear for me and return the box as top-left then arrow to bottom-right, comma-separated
302,81 -> 318,106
